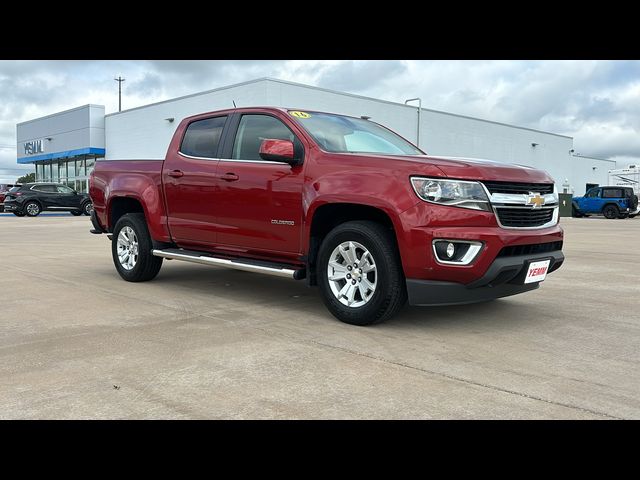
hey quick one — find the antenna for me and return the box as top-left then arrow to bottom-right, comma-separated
232,100 -> 237,108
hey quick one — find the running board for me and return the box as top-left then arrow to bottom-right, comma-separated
151,248 -> 304,280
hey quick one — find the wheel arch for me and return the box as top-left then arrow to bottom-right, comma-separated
108,196 -> 145,232
305,201 -> 402,286
601,202 -> 620,212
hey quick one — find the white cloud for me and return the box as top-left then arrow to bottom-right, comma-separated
1,60 -> 639,182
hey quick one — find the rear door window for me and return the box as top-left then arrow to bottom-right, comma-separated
56,185 -> 75,194
180,116 -> 227,158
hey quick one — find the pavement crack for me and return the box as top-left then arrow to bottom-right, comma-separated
251,327 -> 624,420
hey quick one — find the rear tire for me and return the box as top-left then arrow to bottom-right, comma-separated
317,220 -> 407,326
111,213 -> 163,282
603,204 -> 619,219
25,201 -> 41,217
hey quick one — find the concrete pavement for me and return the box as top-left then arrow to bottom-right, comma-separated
0,215 -> 638,419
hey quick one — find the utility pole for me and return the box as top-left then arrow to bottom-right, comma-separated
404,98 -> 422,148
114,76 -> 126,112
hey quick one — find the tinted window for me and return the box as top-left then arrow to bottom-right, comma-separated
9,186 -> 21,193
32,184 -> 57,193
585,189 -> 600,198
56,185 -> 74,194
232,115 -> 295,161
180,116 -> 227,158
602,188 -> 623,198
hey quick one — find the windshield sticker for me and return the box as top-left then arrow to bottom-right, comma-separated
289,111 -> 311,119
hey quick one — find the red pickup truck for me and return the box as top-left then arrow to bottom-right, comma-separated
89,107 -> 564,325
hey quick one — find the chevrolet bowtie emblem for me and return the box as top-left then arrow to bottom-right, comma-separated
526,193 -> 545,209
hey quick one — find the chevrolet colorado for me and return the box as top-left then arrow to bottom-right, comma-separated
89,107 -> 564,325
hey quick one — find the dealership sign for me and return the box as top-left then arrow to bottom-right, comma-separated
24,139 -> 45,155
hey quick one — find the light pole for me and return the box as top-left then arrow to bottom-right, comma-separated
115,76 -> 126,112
404,97 -> 422,148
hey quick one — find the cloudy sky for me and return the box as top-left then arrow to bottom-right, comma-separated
1,60 -> 639,183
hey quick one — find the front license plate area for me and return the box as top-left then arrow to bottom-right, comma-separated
524,259 -> 551,284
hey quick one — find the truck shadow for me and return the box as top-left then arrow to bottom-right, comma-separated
153,263 -> 543,330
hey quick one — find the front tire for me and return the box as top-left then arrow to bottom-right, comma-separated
603,204 -> 619,219
317,220 -> 406,326
111,213 -> 163,282
24,201 -> 41,217
82,201 -> 93,216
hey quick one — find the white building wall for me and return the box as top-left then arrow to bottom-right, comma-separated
105,81 -> 270,160
17,104 -> 104,162
104,78 -> 611,194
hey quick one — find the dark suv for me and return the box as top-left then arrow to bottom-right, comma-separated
3,183 -> 93,217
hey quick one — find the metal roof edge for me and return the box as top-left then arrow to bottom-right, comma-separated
104,78 -> 274,118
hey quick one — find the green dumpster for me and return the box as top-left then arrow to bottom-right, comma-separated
559,193 -> 573,217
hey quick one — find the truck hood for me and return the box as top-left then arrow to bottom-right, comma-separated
370,154 -> 555,183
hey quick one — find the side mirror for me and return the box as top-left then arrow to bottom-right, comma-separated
259,139 -> 298,165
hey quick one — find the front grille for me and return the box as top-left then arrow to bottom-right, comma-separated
496,207 -> 554,227
483,181 -> 554,195
497,241 -> 563,257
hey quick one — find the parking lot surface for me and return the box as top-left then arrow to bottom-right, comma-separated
0,215 -> 638,419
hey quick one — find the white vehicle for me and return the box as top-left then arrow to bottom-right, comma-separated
608,165 -> 640,217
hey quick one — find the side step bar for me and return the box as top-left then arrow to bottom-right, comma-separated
151,248 -> 304,280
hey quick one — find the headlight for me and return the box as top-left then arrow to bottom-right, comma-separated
410,177 -> 491,212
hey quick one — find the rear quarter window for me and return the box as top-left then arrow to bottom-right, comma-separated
602,189 -> 623,198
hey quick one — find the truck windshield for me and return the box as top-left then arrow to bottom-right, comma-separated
289,111 -> 423,156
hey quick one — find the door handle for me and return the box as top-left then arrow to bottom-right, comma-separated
168,170 -> 184,178
220,173 -> 239,182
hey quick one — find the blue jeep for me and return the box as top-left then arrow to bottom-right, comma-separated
572,186 -> 639,219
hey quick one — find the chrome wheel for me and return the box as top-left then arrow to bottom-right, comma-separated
117,226 -> 139,271
327,240 -> 377,307
84,202 -> 93,215
26,202 -> 40,216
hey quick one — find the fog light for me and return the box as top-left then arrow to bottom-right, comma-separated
432,239 -> 483,265
446,242 -> 455,258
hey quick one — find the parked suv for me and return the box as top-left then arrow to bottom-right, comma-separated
572,186 -> 639,219
3,183 -> 93,217
0,184 -> 20,212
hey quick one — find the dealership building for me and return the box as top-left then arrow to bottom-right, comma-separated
16,77 -> 618,194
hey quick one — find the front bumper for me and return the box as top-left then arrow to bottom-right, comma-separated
407,250 -> 564,306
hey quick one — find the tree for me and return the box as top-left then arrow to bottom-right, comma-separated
16,172 -> 35,184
